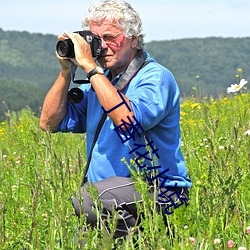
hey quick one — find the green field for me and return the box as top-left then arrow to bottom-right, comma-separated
0,91 -> 249,249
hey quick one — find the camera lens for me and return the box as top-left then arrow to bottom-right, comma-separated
68,88 -> 84,103
56,39 -> 74,58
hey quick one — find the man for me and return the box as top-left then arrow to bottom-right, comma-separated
40,0 -> 192,242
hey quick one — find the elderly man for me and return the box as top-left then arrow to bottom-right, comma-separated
40,0 -> 192,242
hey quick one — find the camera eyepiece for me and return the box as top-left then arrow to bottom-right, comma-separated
56,30 -> 102,58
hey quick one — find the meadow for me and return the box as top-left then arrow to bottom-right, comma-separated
0,90 -> 249,249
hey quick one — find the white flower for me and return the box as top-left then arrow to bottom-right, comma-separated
238,247 -> 246,250
227,79 -> 248,93
20,207 -> 25,214
244,130 -> 250,136
218,145 -> 224,150
214,238 -> 221,244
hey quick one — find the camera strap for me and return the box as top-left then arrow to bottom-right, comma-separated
81,50 -> 150,186
113,49 -> 148,91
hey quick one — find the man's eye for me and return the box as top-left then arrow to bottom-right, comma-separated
103,36 -> 112,40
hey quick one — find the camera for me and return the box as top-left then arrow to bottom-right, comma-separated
56,30 -> 102,58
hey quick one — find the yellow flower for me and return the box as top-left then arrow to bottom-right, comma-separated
191,103 -> 201,109
237,67 -> 243,73
130,159 -> 135,165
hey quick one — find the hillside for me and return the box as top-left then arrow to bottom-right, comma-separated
0,29 -> 60,120
146,37 -> 250,97
0,28 -> 249,120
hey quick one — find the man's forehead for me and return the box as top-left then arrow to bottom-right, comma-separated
89,19 -> 121,31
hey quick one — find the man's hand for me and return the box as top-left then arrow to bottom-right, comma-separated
56,33 -> 79,71
62,31 -> 96,72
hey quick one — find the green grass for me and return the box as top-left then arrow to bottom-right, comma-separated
0,93 -> 249,249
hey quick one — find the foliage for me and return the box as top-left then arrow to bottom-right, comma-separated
0,29 -> 60,121
0,29 -> 250,119
0,28 -> 60,89
0,92 -> 249,249
145,37 -> 250,98
0,79 -> 46,121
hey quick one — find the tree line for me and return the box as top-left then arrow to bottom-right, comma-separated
0,28 -> 249,120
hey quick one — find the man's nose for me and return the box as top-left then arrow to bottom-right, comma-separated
101,38 -> 108,49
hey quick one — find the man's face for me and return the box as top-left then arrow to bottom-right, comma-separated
89,20 -> 138,73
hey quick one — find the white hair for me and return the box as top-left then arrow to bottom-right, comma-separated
82,0 -> 145,49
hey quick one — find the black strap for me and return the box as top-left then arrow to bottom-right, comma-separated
81,50 -> 149,186
114,50 -> 147,91
81,112 -> 107,186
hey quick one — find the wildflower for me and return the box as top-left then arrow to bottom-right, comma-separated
244,130 -> 250,136
196,180 -> 201,185
129,158 -> 135,165
227,79 -> 248,93
189,237 -> 196,246
12,185 -> 17,192
228,240 -> 235,248
42,213 -> 48,221
238,247 -> 246,250
214,238 -> 221,244
219,145 -> 224,150
237,67 -> 243,73
20,207 -> 25,214
191,103 -> 201,109
246,226 -> 250,235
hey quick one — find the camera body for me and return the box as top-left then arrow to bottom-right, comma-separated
56,30 -> 102,58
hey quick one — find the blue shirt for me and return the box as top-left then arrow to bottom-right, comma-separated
58,52 -> 192,188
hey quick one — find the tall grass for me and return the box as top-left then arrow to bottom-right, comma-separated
0,93 -> 249,249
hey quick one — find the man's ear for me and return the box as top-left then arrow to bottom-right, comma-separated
131,36 -> 139,48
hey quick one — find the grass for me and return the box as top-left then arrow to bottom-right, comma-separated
0,92 -> 249,249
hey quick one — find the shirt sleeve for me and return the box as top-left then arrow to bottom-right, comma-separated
57,85 -> 89,133
128,62 -> 180,131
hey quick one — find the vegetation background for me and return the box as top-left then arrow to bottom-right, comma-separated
0,29 -> 249,249
0,29 -> 250,120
